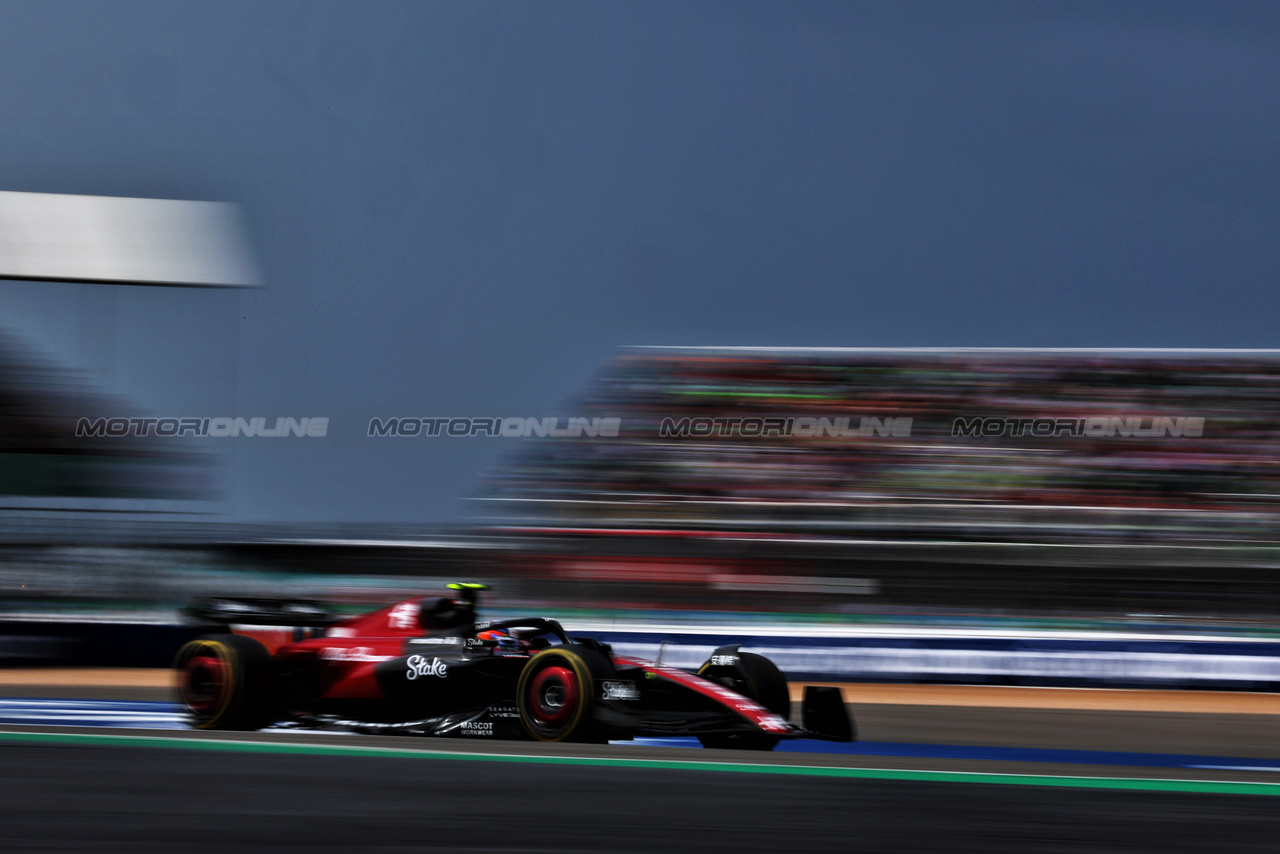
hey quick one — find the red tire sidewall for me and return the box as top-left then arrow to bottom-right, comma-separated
528,665 -> 579,726
175,639 -> 240,727
181,653 -> 227,714
517,649 -> 599,742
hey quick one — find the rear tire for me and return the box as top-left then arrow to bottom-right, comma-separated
174,634 -> 277,731
516,645 -> 614,742
696,651 -> 789,750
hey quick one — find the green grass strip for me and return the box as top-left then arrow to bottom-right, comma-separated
1,729 -> 1278,796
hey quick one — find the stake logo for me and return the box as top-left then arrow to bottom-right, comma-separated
602,681 -> 641,701
406,655 -> 449,680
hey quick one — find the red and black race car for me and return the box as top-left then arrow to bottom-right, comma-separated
174,584 -> 854,749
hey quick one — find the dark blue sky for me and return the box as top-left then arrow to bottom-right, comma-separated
1,2 -> 1278,523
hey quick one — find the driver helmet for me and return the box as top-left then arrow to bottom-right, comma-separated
477,629 -> 527,651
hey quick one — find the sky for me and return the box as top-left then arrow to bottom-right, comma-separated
0,1 -> 1278,525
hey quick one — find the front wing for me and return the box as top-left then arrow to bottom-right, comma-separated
609,656 -> 853,742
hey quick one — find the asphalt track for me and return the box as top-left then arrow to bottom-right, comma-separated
2,676 -> 1279,852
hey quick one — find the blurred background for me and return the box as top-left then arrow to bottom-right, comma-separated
6,9 -> 1280,853
4,344 -> 1280,645
1,2 -> 1279,643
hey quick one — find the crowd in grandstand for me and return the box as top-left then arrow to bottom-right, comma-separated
483,349 -> 1280,545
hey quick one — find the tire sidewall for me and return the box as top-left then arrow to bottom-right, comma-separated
174,634 -> 275,731
516,645 -> 611,742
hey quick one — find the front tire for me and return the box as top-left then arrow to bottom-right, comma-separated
696,651 -> 789,750
174,634 -> 277,731
516,645 -> 614,742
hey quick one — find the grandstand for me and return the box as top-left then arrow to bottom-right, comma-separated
479,348 -> 1280,550
6,342 -> 1280,622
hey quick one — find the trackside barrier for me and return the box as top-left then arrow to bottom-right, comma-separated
2,621 -> 1279,690
591,632 -> 1280,691
0,621 -> 195,668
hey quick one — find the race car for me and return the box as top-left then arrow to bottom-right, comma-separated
174,583 -> 854,749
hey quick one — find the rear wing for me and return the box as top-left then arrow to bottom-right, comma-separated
184,597 -> 335,629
